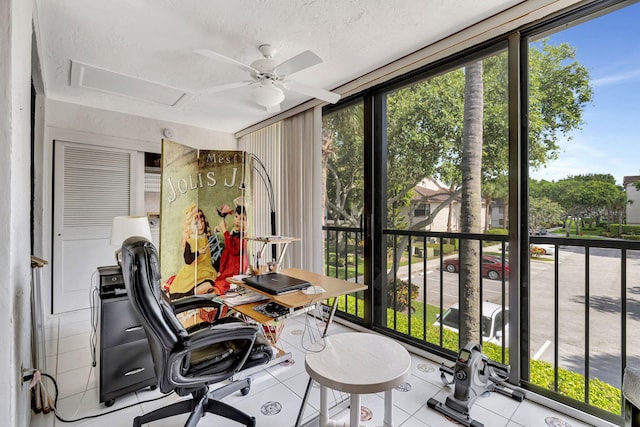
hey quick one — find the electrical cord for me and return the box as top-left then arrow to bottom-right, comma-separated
89,270 -> 100,367
33,372 -> 174,423
300,295 -> 327,353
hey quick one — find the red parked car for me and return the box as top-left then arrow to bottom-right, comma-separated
442,255 -> 509,280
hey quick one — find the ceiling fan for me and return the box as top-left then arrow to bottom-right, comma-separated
194,44 -> 341,113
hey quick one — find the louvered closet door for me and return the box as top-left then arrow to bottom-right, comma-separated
53,141 -> 134,313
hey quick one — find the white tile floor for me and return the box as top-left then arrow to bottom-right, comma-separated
29,308 -> 614,427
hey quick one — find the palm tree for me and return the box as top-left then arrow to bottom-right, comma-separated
459,61 -> 483,347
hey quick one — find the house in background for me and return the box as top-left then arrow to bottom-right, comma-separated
624,175 -> 640,224
408,178 -> 506,232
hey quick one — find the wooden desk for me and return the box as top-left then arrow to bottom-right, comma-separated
229,268 -> 368,426
229,268 -> 368,324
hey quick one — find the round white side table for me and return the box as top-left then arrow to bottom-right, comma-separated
305,332 -> 411,427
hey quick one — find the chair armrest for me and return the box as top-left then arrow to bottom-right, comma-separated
167,321 -> 262,389
171,296 -> 225,315
184,321 -> 259,350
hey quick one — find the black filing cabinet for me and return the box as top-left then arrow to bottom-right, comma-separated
98,266 -> 157,406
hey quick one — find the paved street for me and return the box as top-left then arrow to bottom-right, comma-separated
393,247 -> 640,388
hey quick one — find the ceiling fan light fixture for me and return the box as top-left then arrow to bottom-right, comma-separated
251,81 -> 284,107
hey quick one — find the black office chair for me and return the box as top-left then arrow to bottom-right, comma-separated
120,236 -> 273,427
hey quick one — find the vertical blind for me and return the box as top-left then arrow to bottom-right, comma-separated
239,107 -> 323,272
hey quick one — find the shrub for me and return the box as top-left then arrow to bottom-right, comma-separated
610,224 -> 640,237
485,228 -> 508,246
442,243 -> 455,254
530,359 -> 620,414
387,278 -> 419,312
427,243 -> 455,256
486,228 -> 508,235
326,254 -> 346,267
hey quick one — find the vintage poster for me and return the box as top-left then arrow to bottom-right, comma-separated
160,139 -> 252,301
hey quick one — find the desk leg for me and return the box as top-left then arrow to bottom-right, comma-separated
383,389 -> 393,427
350,393 -> 361,427
295,378 -> 313,427
295,297 -> 341,427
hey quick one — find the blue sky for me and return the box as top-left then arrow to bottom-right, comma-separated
529,2 -> 640,186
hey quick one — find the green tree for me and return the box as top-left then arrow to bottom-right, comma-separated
529,196 -> 564,230
323,105 -> 364,227
542,174 -> 625,235
325,41 -> 591,232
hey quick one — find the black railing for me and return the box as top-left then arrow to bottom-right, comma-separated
382,229 -> 509,363
526,235 -> 640,423
323,224 -> 640,422
323,224 -> 365,321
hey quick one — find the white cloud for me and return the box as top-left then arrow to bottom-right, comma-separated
592,69 -> 640,86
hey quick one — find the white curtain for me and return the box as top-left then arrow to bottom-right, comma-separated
281,108 -> 323,272
238,107 -> 323,272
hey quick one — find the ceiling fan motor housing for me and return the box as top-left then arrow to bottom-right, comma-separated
250,58 -> 279,75
258,44 -> 276,58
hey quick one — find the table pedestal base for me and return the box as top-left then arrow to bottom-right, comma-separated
318,386 -> 395,427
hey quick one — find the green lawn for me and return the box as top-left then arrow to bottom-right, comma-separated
409,300 -> 440,325
550,224 -> 607,238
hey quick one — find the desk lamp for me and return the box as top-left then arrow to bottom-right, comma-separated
242,152 -> 277,261
110,215 -> 152,265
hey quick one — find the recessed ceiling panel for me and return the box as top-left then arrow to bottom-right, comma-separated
70,61 -> 186,106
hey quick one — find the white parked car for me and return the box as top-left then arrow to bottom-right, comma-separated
433,301 -> 509,346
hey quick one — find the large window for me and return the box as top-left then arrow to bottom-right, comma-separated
382,49 -> 509,352
526,2 -> 640,415
320,0 -> 640,422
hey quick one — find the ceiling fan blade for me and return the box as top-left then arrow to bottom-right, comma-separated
195,49 -> 258,74
283,80 -> 341,104
274,50 -> 322,76
266,104 -> 281,114
201,81 -> 252,94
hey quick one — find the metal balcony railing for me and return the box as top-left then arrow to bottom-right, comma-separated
322,224 -> 640,423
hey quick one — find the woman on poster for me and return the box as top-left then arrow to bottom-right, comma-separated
213,198 -> 249,294
168,204 -> 218,300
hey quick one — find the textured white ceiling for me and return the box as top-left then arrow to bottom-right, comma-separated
34,0 -> 524,133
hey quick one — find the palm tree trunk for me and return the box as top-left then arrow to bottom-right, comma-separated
459,61 -> 484,348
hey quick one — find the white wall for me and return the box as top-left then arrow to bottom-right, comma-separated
0,0 -> 35,426
626,184 -> 640,225
33,99 -> 237,315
